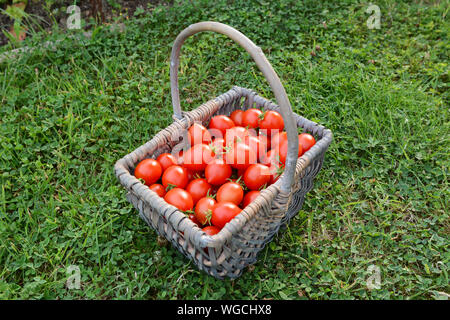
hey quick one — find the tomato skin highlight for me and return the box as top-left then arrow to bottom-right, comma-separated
298,133 -> 316,153
242,190 -> 261,208
242,108 -> 263,129
230,110 -> 244,127
211,202 -> 242,229
182,143 -> 215,172
149,183 -> 166,197
243,164 -> 271,190
188,123 -> 212,146
205,158 -> 232,186
162,165 -> 189,189
186,178 -> 212,205
259,110 -> 284,137
134,158 -> 162,186
216,182 -> 244,205
202,225 -> 221,236
195,197 -> 216,225
156,153 -> 178,172
164,188 -> 194,212
208,115 -> 235,138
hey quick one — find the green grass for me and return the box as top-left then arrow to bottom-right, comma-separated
0,0 -> 448,299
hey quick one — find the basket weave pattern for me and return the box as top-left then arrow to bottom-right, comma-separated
115,86 -> 331,279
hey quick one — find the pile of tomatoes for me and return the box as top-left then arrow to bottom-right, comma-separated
133,108 -> 316,236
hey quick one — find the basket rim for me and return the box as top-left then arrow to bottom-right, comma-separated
114,86 -> 333,250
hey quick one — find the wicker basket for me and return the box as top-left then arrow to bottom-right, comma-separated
114,22 -> 333,279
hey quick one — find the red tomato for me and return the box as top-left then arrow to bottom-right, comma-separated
188,123 -> 212,146
162,165 -> 189,189
243,164 -> 271,190
242,190 -> 261,208
188,213 -> 200,227
225,126 -> 249,146
242,108 -> 263,129
259,110 -> 284,137
230,110 -> 245,127
298,133 -> 316,153
279,137 -> 303,164
202,225 -> 221,236
156,153 -> 178,172
205,158 -> 232,186
211,202 -> 242,229
186,178 -> 211,205
149,183 -> 166,197
164,188 -> 194,211
183,143 -> 215,172
134,159 -> 162,186
216,181 -> 244,205
208,115 -> 235,138
195,197 -> 216,225
225,142 -> 257,170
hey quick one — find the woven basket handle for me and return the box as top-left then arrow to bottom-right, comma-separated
170,21 -> 298,193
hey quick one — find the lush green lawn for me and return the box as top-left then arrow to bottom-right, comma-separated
0,0 -> 448,299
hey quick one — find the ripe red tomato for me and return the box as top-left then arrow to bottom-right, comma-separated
149,183 -> 166,197
230,110 -> 245,127
195,197 -> 216,225
225,126 -> 249,146
259,110 -> 284,137
216,181 -> 244,205
134,159 -> 162,186
204,158 -> 232,186
162,165 -> 189,189
243,164 -> 271,190
156,153 -> 178,172
186,178 -> 211,205
183,143 -> 215,172
279,136 -> 303,164
202,225 -> 221,236
208,115 -> 235,138
225,142 -> 257,170
298,133 -> 316,153
242,108 -> 263,129
164,188 -> 194,211
242,190 -> 261,208
211,202 -> 242,229
188,123 -> 212,146
188,213 -> 200,226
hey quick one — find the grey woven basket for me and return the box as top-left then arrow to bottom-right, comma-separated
114,22 -> 332,279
